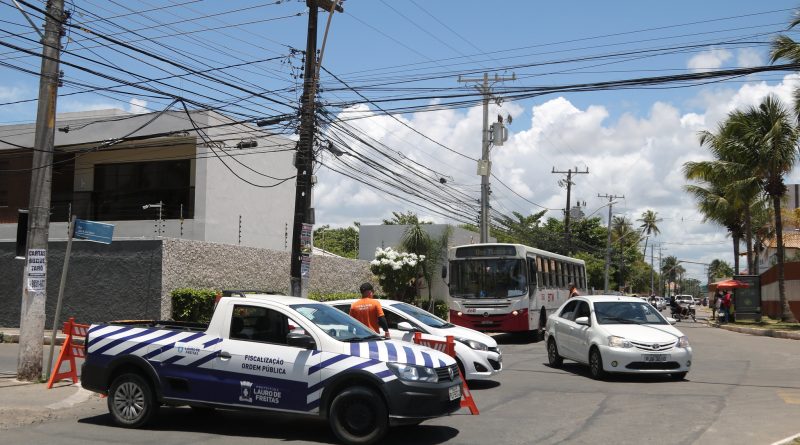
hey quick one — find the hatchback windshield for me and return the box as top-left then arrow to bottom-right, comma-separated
290,303 -> 381,342
594,301 -> 668,325
393,302 -> 452,328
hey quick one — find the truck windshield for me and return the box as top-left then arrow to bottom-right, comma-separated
291,303 -> 380,342
449,258 -> 527,299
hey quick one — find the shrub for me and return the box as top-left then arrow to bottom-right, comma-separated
171,288 -> 218,323
413,299 -> 449,320
370,247 -> 424,303
307,292 -> 361,302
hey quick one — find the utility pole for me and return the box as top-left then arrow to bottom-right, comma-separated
290,0 -> 342,297
458,72 -> 515,243
598,193 -> 623,294
552,166 -> 588,253
18,0 -> 65,381
650,243 -> 655,295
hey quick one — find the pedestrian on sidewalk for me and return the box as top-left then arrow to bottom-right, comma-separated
721,290 -> 732,323
712,288 -> 723,322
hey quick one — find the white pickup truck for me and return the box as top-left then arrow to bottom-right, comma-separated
81,294 -> 462,445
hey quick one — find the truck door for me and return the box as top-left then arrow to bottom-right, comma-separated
213,304 -> 320,413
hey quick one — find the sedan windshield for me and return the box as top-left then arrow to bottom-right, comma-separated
290,303 -> 380,342
393,302 -> 452,328
594,301 -> 668,325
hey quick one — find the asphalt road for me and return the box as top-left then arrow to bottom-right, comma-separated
2,319 -> 799,445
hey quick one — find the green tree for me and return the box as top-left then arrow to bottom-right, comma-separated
382,211 -> 431,225
729,95 -> 799,322
707,259 -> 734,280
313,225 -> 359,259
637,210 -> 661,256
400,223 -> 452,309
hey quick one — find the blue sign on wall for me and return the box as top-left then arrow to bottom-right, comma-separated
74,219 -> 114,244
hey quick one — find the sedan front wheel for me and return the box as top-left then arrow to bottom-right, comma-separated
547,338 -> 563,368
589,348 -> 607,380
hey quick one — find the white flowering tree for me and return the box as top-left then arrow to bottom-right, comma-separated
370,247 -> 425,302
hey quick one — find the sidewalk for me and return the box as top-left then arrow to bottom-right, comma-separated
0,376 -> 97,428
0,328 -> 80,345
696,306 -> 800,340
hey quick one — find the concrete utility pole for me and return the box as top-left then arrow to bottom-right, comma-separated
18,0 -> 65,381
289,0 -> 342,297
552,166 -> 588,253
458,72 -> 515,243
598,193 -> 623,294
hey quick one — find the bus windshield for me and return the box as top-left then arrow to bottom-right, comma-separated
449,259 -> 527,299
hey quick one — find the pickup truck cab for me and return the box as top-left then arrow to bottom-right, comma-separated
81,294 -> 462,445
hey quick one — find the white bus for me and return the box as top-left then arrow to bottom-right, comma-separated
444,243 -> 588,336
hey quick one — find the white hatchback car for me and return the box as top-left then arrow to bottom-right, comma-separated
328,299 -> 502,381
544,295 -> 692,380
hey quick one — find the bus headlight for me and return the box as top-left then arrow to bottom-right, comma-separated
512,310 -> 519,316
457,311 -> 463,317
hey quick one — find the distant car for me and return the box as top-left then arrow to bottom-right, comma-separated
327,299 -> 502,381
674,295 -> 695,306
544,295 -> 692,380
656,297 -> 667,311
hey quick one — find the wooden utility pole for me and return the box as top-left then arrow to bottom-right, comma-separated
18,0 -> 65,381
552,166 -> 588,254
290,0 -> 342,297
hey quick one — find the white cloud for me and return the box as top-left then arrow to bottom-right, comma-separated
0,85 -> 27,102
687,49 -> 732,73
737,48 -> 763,68
128,98 -> 148,114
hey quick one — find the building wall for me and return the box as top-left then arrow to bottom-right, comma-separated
0,240 -> 163,327
1,238 -> 376,327
758,262 -> 800,320
199,113 -> 296,251
160,239 -> 376,318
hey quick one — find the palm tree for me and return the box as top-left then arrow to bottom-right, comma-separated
771,14 -> 800,117
401,222 -> 452,310
684,181 -> 745,274
638,210 -> 661,256
728,96 -> 799,322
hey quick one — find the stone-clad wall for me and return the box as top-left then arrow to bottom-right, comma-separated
160,238 -> 377,318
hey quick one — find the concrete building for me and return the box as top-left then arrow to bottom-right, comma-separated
0,108 -> 296,250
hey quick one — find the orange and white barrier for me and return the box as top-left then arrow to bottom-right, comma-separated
47,317 -> 89,389
413,331 -> 479,415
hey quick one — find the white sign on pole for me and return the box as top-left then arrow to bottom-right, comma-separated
27,248 -> 46,291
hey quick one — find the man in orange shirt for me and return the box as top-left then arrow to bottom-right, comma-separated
350,283 -> 390,338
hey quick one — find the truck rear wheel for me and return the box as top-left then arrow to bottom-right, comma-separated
108,373 -> 157,428
329,386 -> 388,445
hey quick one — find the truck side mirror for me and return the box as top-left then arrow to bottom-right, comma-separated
287,332 -> 316,350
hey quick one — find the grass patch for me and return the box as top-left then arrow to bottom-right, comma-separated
733,317 -> 800,331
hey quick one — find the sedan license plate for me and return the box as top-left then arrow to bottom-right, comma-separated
642,354 -> 670,362
449,385 -> 461,401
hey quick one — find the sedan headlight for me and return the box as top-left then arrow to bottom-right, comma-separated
607,335 -> 633,348
456,337 -> 488,351
386,362 -> 438,383
676,335 -> 690,348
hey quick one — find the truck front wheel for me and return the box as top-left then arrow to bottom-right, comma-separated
108,373 -> 157,428
329,386 -> 388,445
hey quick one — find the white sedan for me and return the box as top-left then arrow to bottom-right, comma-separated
544,295 -> 692,380
328,299 -> 502,381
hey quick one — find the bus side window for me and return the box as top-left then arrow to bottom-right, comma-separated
567,263 -> 574,287
548,259 -> 556,288
527,258 -> 538,289
536,257 -> 544,288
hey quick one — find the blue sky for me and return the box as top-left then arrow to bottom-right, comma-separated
3,0 -> 800,282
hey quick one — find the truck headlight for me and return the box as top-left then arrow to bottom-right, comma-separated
456,337 -> 488,351
386,362 -> 438,383
607,335 -> 633,348
676,336 -> 690,348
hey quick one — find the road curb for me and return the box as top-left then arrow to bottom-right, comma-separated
0,332 -> 79,346
707,321 -> 800,340
770,432 -> 800,445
